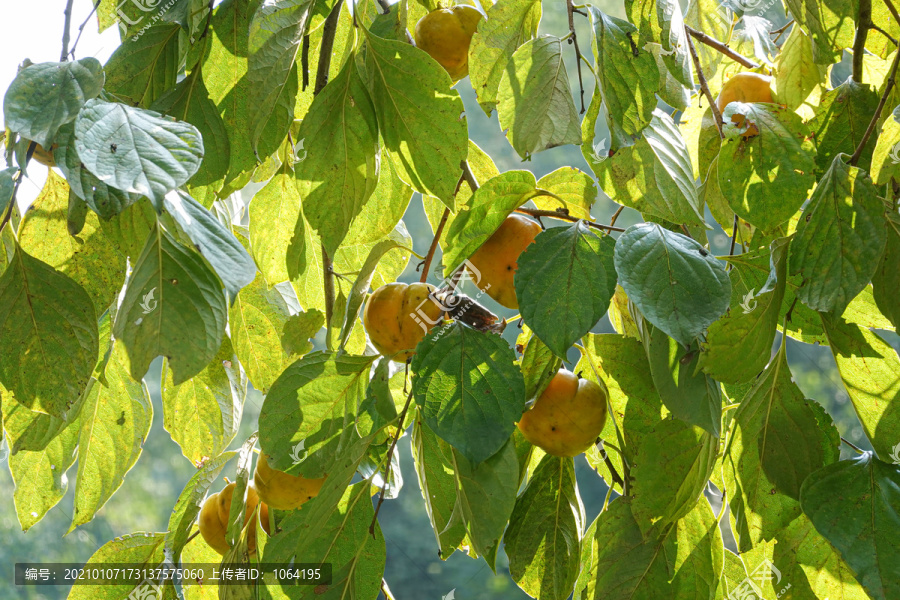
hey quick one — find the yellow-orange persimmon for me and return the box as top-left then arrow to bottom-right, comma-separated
715,72 -> 774,138
516,369 -> 608,457
254,453 -> 327,511
198,482 -> 270,555
414,5 -> 483,81
363,282 -> 444,362
466,213 -> 542,309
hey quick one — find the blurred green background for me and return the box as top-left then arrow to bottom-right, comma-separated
2,1 -> 898,599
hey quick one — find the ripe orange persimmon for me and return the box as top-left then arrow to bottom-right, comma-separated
254,453 -> 327,511
198,482 -> 270,555
715,72 -> 774,138
516,369 -> 608,457
414,5 -> 483,81
466,213 -> 542,309
363,282 -> 444,362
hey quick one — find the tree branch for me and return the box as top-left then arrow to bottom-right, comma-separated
884,0 -> 900,27
850,41 -> 900,166
566,0 -> 586,113
314,0 -> 344,349
69,0 -> 101,59
513,207 -> 625,232
685,25 -> 761,70
852,0 -> 872,83
420,207 -> 450,283
871,23 -> 897,46
685,25 -> 725,139
60,0 -> 76,61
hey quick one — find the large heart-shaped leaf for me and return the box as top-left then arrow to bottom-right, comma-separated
74,99 -> 204,206
515,221 -> 617,358
411,322 -> 526,464
3,58 -> 104,147
614,223 -> 730,346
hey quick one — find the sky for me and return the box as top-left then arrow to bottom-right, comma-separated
1,1 -> 120,206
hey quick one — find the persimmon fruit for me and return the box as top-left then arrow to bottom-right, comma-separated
466,213 -> 542,309
198,482 -> 270,555
715,72 -> 774,138
253,453 -> 327,511
414,5 -> 483,81
363,282 -> 444,362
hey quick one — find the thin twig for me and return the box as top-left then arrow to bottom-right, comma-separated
596,441 -> 625,489
514,207 -> 626,232
60,0 -> 76,61
851,43 -> 900,165
871,23 -> 898,46
609,205 -> 625,227
685,25 -> 725,139
461,159 -> 479,193
69,0 -> 101,59
315,0 -> 344,349
841,437 -> 865,454
370,389 -> 416,535
884,0 -> 900,27
185,530 -> 200,546
852,0 -> 872,83
685,25 -> 761,69
769,19 -> 794,38
566,0 -> 586,113
729,215 -> 739,257
420,208 -> 450,283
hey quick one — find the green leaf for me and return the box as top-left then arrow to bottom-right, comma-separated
112,224 -> 227,384
258,351 -> 375,477
162,338 -> 244,466
0,245 -> 97,417
67,533 -> 166,600
411,321 -> 526,464
775,25 -> 825,119
261,481 -> 386,599
74,99 -> 204,206
246,0 -> 312,155
70,342 -> 152,531
741,513 -> 868,600
468,0 -> 541,115
614,222 -> 731,346
249,164 -> 302,286
452,437 -> 519,562
150,67 -> 231,186
162,190 -> 256,301
811,80 -> 880,172
575,498 -> 723,599
631,418 -> 717,534
596,109 -> 706,226
7,399 -> 81,531
410,413 -> 468,559
724,341 -> 841,552
441,170 -> 538,276
801,452 -> 900,600
790,154 -> 887,314
872,107 -> 900,186
644,325 -> 722,437
346,155 -> 413,246
18,170 -> 125,314
364,28 -> 468,205
55,122 -> 142,219
201,0 -> 265,186
872,213 -> 900,329
700,237 -> 789,384
783,0 -> 857,64
165,451 -> 236,564
505,454 -> 583,600
282,308 -> 325,357
2,58 -> 104,147
295,54 -> 379,256
515,222 -> 617,358
497,36 -> 582,159
104,24 -> 181,108
625,0 -> 692,88
534,167 -> 596,219
230,273 -> 290,392
588,8 -> 659,140
718,103 -> 817,232
820,314 -> 900,462
0,168 -> 15,224
520,327 -> 562,402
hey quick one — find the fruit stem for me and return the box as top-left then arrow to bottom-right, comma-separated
850,34 -> 900,166
840,437 -> 865,454
684,25 -> 761,70
684,25 -> 725,140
